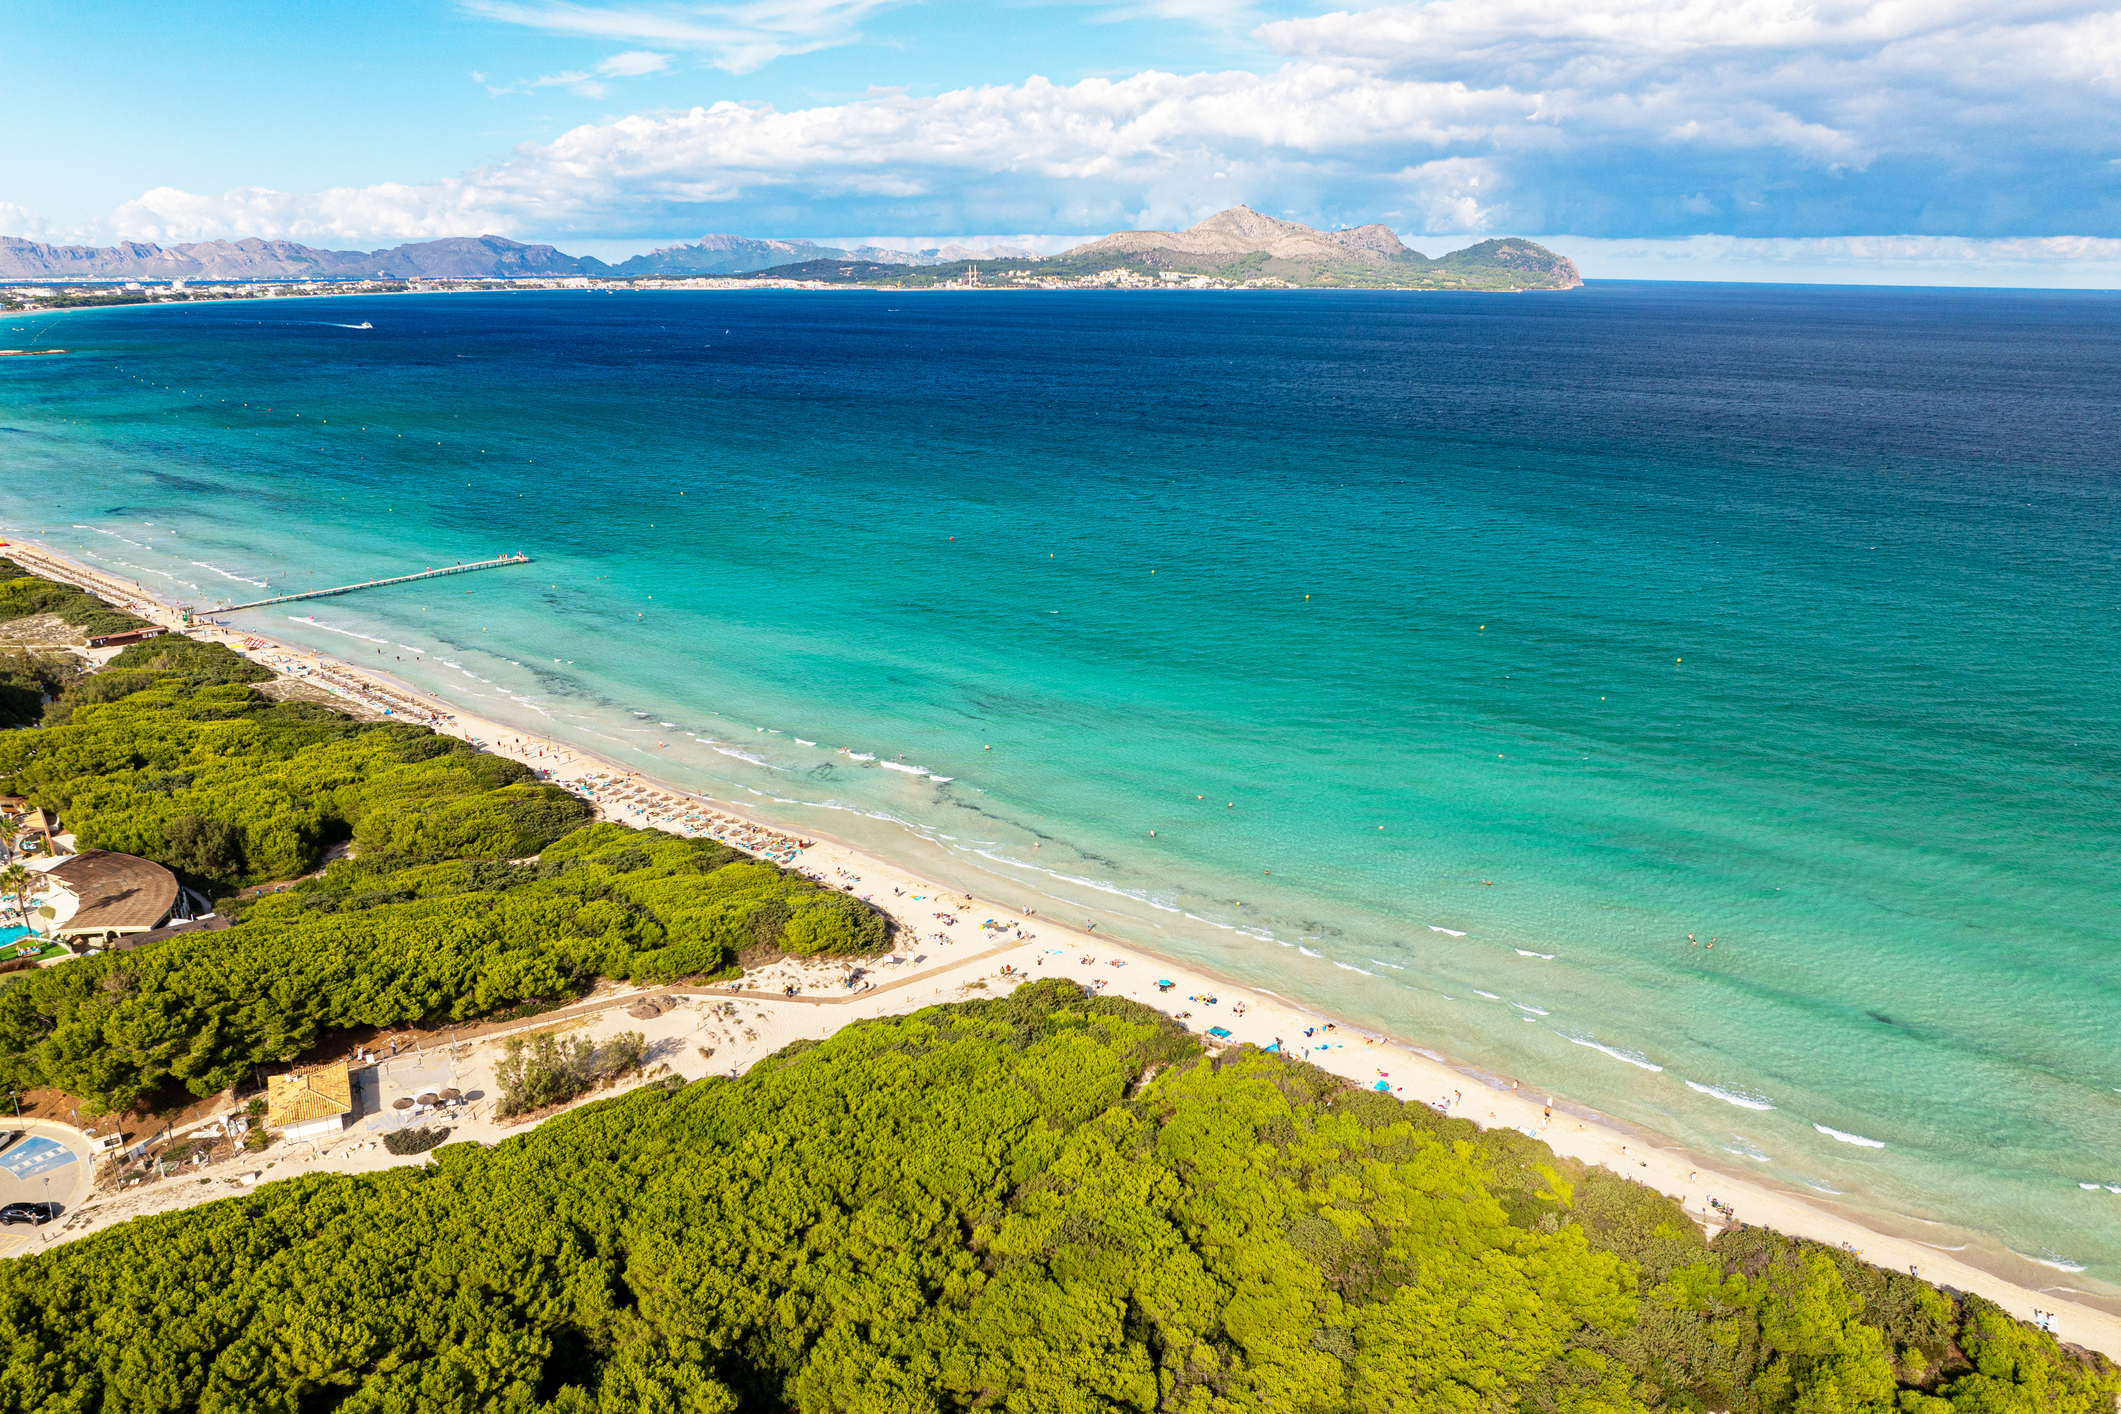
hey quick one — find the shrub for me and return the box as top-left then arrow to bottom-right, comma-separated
3,985 -> 2105,1413
494,1029 -> 648,1118
0,564 -> 146,643
103,637 -> 272,687
383,1126 -> 451,1156
0,652 -> 76,730
0,671 -> 887,1112
159,814 -> 248,880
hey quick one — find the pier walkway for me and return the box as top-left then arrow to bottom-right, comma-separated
210,554 -> 531,613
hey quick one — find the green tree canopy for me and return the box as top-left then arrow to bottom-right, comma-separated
0,983 -> 2107,1414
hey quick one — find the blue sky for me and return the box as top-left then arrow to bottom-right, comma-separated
6,0 -> 2121,282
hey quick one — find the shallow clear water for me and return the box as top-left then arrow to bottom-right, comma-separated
3,285 -> 2118,1281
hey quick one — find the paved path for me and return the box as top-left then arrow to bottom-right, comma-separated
0,1122 -> 91,1258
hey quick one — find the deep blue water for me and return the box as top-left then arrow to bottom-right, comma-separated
3,283 -> 2119,1283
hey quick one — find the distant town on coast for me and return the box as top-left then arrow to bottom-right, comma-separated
0,207 -> 1582,313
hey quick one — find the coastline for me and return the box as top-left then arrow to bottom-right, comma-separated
8,534 -> 2120,1355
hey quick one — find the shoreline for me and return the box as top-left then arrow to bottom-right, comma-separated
7,534 -> 2120,1354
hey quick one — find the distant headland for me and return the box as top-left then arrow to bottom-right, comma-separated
0,208 -> 1580,293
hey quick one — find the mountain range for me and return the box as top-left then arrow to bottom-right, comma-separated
0,232 -> 1043,281
606,234 -> 1044,276
1035,207 -> 1582,289
742,209 -> 1583,291
0,210 -> 1579,290
0,234 -> 601,281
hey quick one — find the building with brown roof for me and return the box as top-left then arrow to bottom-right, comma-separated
45,850 -> 178,946
85,626 -> 167,649
265,1064 -> 354,1143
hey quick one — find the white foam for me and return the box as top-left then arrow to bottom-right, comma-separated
1559,1032 -> 1663,1072
2021,1251 -> 2088,1274
1795,1176 -> 1844,1194
965,849 -> 1184,914
795,739 -> 816,746
1814,1123 -> 1885,1149
1686,1081 -> 1776,1112
1724,1136 -> 1773,1162
1515,949 -> 1556,959
1428,926 -> 1466,936
846,752 -> 877,762
1513,1002 -> 1549,1016
2080,1183 -> 2103,1190
287,615 -> 390,645
879,760 -> 929,775
191,561 -> 268,587
1367,959 -> 1407,971
1334,962 -> 1374,975
928,775 -> 953,782
713,746 -> 769,766
1474,990 -> 1501,999
1298,946 -> 1323,958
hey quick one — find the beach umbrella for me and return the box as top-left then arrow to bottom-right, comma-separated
392,1098 -> 413,1111
440,1088 -> 461,1101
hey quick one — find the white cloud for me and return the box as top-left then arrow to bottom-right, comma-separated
24,0 -> 2121,252
1256,0 -> 2121,178
1394,157 -> 1507,233
464,0 -> 904,74
83,65 -> 1543,245
0,203 -> 54,242
481,48 -> 672,96
597,49 -> 671,76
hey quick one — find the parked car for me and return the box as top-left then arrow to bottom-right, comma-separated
0,1132 -> 22,1154
0,1202 -> 57,1226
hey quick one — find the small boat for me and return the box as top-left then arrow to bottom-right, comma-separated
355,321 -> 373,329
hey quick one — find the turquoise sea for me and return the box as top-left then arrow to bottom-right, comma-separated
2,286 -> 2117,1286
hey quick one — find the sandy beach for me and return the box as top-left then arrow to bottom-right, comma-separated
7,536 -> 2118,1358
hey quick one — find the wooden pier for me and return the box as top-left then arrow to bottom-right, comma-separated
208,554 -> 531,614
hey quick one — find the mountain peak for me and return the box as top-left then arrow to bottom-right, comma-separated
1052,210 -> 1578,289
1183,206 -> 1309,241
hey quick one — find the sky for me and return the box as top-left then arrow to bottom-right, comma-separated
5,0 -> 2121,283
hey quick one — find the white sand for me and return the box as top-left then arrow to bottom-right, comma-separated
10,539 -> 2118,1356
